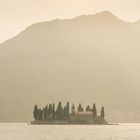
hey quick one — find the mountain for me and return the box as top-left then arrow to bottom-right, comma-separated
0,11 -> 140,122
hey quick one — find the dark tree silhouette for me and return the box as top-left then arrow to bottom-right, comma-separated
71,104 -> 75,115
78,103 -> 84,112
92,103 -> 97,118
66,102 -> 70,118
38,109 -> 43,120
101,106 -> 105,118
33,105 -> 39,120
52,103 -> 55,120
86,105 -> 91,111
63,106 -> 67,119
48,104 -> 52,120
56,102 -> 64,120
43,105 -> 48,120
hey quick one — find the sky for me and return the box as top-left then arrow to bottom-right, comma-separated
0,0 -> 140,43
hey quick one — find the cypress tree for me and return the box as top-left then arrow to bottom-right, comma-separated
38,109 -> 43,121
101,106 -> 105,118
63,106 -> 67,119
92,103 -> 97,118
66,102 -> 70,118
56,102 -> 64,120
43,105 -> 48,121
86,105 -> 91,111
78,103 -> 83,112
71,104 -> 75,115
52,103 -> 55,120
33,105 -> 39,120
48,104 -> 52,120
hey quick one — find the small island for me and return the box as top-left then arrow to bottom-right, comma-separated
31,102 -> 108,125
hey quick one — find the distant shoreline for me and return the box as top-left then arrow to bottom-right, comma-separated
30,120 -> 116,125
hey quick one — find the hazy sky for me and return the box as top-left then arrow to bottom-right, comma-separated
0,0 -> 140,43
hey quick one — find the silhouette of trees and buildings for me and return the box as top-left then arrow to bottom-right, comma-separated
33,102 -> 105,122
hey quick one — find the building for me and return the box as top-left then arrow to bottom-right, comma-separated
70,111 -> 95,124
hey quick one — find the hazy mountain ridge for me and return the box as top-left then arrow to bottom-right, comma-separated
0,11 -> 140,122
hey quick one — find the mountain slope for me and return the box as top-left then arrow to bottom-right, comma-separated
0,11 -> 140,122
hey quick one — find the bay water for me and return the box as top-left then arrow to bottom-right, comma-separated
0,123 -> 140,140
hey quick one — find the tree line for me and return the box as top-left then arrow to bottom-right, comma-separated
33,102 -> 105,121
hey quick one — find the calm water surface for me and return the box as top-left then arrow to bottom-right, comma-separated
0,123 -> 140,140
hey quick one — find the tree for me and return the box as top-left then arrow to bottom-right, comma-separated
86,105 -> 91,111
62,102 -> 70,120
52,103 -> 55,120
56,101 -> 64,120
63,106 -> 67,119
71,104 -> 75,115
48,104 -> 52,120
38,109 -> 43,121
33,105 -> 39,120
66,102 -> 70,118
43,105 -> 48,120
78,103 -> 84,112
92,103 -> 97,118
101,106 -> 105,118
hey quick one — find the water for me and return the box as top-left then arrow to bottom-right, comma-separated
0,123 -> 140,140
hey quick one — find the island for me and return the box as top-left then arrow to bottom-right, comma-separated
31,102 -> 108,125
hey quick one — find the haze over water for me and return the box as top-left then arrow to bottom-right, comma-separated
0,123 -> 140,140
